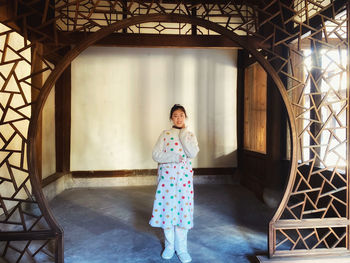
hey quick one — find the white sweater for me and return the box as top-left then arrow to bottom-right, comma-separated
152,127 -> 199,164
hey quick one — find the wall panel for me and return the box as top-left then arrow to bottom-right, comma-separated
70,47 -> 238,171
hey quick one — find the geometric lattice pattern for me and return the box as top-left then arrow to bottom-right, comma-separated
0,24 -> 55,262
56,0 -> 256,35
269,2 -> 349,256
276,226 -> 346,251
0,240 -> 55,262
285,10 -> 348,219
0,0 -> 348,261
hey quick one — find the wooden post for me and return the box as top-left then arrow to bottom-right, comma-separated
31,43 -> 43,181
309,29 -> 323,166
55,62 -> 71,174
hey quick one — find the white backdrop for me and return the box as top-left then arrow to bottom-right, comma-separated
71,47 -> 237,170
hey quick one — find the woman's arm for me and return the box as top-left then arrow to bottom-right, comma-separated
152,131 -> 181,163
179,127 -> 199,159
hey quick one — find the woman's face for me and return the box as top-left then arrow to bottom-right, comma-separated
171,109 -> 186,128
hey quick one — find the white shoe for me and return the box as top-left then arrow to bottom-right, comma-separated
175,227 -> 192,263
177,251 -> 192,263
162,227 -> 175,259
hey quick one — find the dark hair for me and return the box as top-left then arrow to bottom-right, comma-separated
170,104 -> 187,119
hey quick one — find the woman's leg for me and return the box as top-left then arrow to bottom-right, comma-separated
175,226 -> 192,263
162,226 -> 175,259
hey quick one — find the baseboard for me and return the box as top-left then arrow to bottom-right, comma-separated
72,169 -> 156,178
42,172 -> 72,202
42,168 -> 238,201
42,172 -> 66,187
71,167 -> 237,178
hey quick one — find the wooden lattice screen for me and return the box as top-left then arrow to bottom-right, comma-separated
0,0 -> 349,262
0,24 -> 58,262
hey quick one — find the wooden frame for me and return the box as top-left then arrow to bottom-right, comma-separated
28,12 -> 298,263
0,1 -> 348,262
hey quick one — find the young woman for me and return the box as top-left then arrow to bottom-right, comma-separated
149,104 -> 199,263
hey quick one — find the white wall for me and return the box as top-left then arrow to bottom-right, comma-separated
42,85 -> 56,179
71,47 -> 237,170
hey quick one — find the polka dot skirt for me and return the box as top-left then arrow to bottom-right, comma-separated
149,131 -> 194,229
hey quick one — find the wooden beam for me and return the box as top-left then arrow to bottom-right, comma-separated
56,32 -> 267,49
0,0 -> 19,31
258,253 -> 350,263
0,230 -> 56,241
123,0 -> 260,5
237,49 -> 247,179
42,45 -> 70,65
31,43 -> 43,182
273,218 -> 350,229
72,167 -> 236,178
42,172 -> 65,187
55,63 -> 71,174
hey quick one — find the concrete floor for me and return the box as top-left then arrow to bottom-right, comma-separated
49,184 -> 274,263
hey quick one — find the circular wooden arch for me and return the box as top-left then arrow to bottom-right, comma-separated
27,13 -> 298,255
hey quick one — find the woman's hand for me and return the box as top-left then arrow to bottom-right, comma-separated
179,154 -> 185,163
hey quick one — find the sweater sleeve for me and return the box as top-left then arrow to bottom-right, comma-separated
152,131 -> 181,164
179,127 -> 199,159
